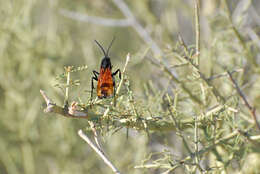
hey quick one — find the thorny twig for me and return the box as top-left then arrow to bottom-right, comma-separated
238,130 -> 260,146
227,71 -> 260,131
166,94 -> 192,155
149,58 -> 202,104
178,34 -> 225,103
41,89 -> 193,131
207,69 -> 243,81
135,130 -> 240,171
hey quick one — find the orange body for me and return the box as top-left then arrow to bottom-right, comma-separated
97,68 -> 114,98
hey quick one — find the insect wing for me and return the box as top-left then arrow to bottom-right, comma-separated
97,68 -> 114,98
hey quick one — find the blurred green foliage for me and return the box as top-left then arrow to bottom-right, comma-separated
0,0 -> 260,174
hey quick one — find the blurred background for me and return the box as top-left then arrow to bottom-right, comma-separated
0,0 -> 260,173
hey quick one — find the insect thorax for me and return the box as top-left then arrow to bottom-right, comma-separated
100,57 -> 112,69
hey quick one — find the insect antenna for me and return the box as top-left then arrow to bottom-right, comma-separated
94,40 -> 107,57
106,37 -> 115,56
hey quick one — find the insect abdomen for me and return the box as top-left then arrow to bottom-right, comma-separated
97,83 -> 114,98
97,68 -> 114,98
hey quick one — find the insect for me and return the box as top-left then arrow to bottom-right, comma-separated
91,38 -> 121,100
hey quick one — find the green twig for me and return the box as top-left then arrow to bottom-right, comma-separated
194,0 -> 201,172
178,35 -> 225,103
115,53 -> 130,98
149,58 -> 202,105
194,0 -> 200,66
64,66 -> 71,106
166,94 -> 192,155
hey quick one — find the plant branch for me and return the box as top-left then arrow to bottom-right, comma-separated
194,0 -> 200,66
111,0 -> 162,56
88,121 -> 103,150
59,9 -> 131,27
238,130 -> 260,146
178,130 -> 239,167
78,130 -> 121,174
167,94 -> 192,155
223,0 -> 257,68
115,53 -> 130,96
178,35 -> 225,103
40,89 -> 92,119
40,89 -> 197,131
64,66 -> 71,106
60,0 -> 162,56
193,0 -> 200,171
149,58 -> 202,105
138,129 -> 260,172
207,69 -> 243,81
227,71 -> 260,131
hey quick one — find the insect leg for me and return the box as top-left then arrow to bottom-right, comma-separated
93,70 -> 99,79
113,78 -> 117,106
113,78 -> 116,97
112,69 -> 121,106
91,70 -> 99,100
112,69 -> 121,79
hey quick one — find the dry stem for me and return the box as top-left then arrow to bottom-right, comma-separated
78,130 -> 121,174
227,71 -> 260,131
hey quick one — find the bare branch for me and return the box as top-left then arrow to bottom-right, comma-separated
111,0 -> 162,56
207,69 -> 243,81
59,9 -> 131,27
227,71 -> 260,131
78,130 -> 121,174
40,89 -> 53,106
60,0 -> 162,56
40,89 -> 91,119
88,121 -> 103,150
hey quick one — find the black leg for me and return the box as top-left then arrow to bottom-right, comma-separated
113,79 -> 116,97
91,70 -> 99,100
93,70 -> 99,78
112,69 -> 121,95
113,78 -> 117,106
112,69 -> 121,106
112,69 -> 121,79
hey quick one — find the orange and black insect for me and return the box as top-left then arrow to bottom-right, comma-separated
91,38 -> 121,100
